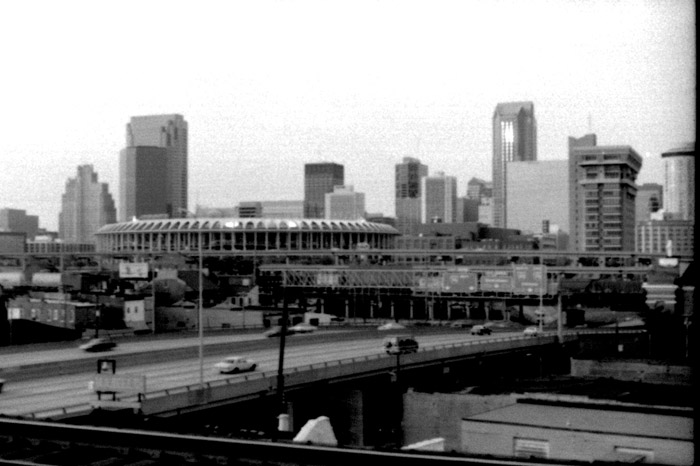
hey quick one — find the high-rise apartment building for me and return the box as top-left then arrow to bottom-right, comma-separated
59,165 -> 116,243
421,172 -> 457,224
304,163 -> 344,218
119,146 -> 169,221
325,185 -> 365,220
569,135 -> 642,251
124,114 -> 188,218
0,208 -> 39,240
635,183 -> 663,223
506,160 -> 569,234
395,157 -> 428,235
492,102 -> 537,228
662,142 -> 695,220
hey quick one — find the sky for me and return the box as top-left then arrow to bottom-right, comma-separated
0,0 -> 695,232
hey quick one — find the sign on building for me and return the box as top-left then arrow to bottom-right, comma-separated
119,262 -> 149,279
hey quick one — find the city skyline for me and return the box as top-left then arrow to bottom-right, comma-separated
0,0 -> 695,231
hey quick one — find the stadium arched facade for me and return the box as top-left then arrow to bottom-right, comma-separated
95,218 -> 399,253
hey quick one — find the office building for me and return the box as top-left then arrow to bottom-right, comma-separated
506,160 -> 569,234
236,202 -> 262,218
569,135 -> 642,251
260,201 -> 304,218
635,183 -> 663,223
421,172 -> 457,224
119,146 -> 169,221
395,157 -> 428,235
124,114 -> 188,218
0,208 -> 39,240
59,165 -> 116,243
456,197 -> 479,223
636,219 -> 694,256
662,142 -> 695,220
478,197 -> 493,225
492,101 -> 537,228
466,177 -> 492,201
304,163 -> 344,218
325,185 -> 365,220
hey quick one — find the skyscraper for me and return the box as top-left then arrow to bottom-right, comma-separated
59,165 -> 116,243
119,146 -> 169,221
124,114 -> 188,217
304,162 -> 344,218
421,171 -> 457,224
395,157 -> 428,235
635,183 -> 663,223
662,142 -> 695,221
492,101 -> 537,228
325,185 -> 365,220
568,135 -> 642,252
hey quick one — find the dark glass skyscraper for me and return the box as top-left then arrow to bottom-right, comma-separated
119,147 -> 168,221
124,114 -> 188,218
395,157 -> 428,235
492,102 -> 537,228
304,163 -> 344,218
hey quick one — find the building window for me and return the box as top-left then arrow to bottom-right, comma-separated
514,438 -> 550,459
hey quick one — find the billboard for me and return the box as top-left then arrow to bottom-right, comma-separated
443,271 -> 478,293
480,271 -> 512,293
119,262 -> 149,279
512,265 -> 545,295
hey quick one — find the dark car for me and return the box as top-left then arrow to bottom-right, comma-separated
470,325 -> 492,335
79,337 -> 117,352
383,336 -> 419,355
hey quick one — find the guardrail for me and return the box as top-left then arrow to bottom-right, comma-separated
23,332 -> 578,420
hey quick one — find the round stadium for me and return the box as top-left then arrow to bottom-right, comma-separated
96,218 -> 400,253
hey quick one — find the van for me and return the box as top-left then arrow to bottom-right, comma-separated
383,336 -> 419,355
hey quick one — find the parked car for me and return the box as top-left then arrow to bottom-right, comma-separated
523,326 -> 540,337
79,337 -> 117,352
470,325 -> 492,335
289,323 -> 316,334
378,322 -> 406,331
263,326 -> 294,337
383,336 -> 419,355
214,356 -> 257,374
450,320 -> 471,328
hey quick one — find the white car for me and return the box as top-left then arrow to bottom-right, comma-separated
377,322 -> 406,331
214,356 -> 257,374
289,323 -> 316,334
523,326 -> 540,337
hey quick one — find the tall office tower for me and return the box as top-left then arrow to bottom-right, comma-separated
635,183 -> 663,223
125,114 -> 188,217
325,185 -> 365,220
506,160 -> 569,234
466,177 -> 492,201
395,157 -> 428,235
304,162 -> 344,218
421,171 -> 457,224
59,165 -> 116,243
0,209 -> 39,240
119,147 -> 169,221
662,142 -> 695,221
456,197 -> 479,223
492,102 -> 537,228
568,135 -> 642,251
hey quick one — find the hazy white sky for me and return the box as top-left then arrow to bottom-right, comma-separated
0,0 -> 695,231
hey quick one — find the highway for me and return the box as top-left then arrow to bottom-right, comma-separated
0,329 -> 524,417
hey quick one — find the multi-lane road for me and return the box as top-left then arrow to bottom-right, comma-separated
0,329 -> 523,418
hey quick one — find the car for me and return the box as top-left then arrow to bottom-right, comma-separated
289,323 -> 316,334
383,336 -> 419,354
214,356 -> 257,374
450,320 -> 470,328
523,326 -> 540,337
377,322 -> 406,331
263,326 -> 294,337
470,325 -> 492,335
79,337 -> 117,352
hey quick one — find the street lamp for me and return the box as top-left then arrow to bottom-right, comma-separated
179,208 -> 204,389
